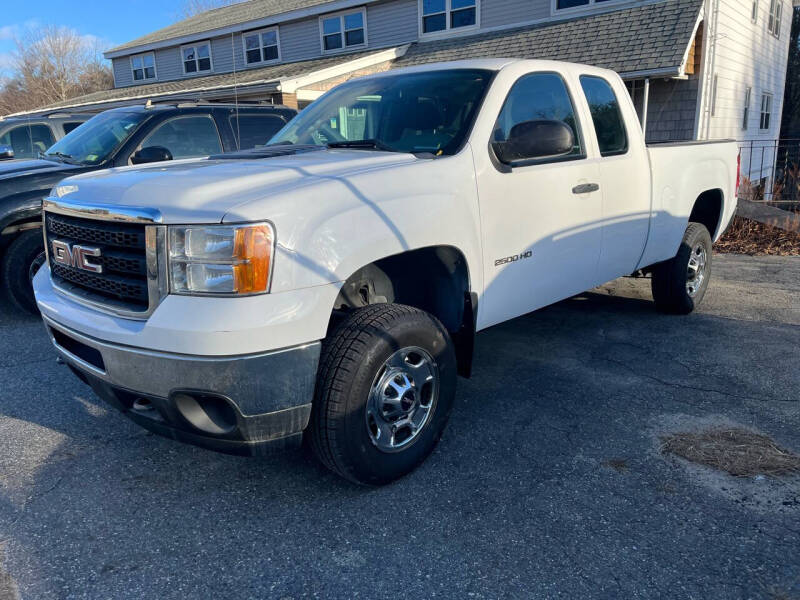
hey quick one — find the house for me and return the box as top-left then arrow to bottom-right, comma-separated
10,0 -> 796,184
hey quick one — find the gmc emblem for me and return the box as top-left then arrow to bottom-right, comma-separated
51,240 -> 103,274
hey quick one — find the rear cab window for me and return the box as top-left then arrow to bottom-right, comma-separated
62,122 -> 84,135
579,75 -> 628,157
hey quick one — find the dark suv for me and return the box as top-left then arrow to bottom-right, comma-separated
0,102 -> 297,313
0,112 -> 93,160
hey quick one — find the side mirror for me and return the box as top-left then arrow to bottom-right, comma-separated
131,145 -> 173,165
493,120 -> 575,165
0,145 -> 14,160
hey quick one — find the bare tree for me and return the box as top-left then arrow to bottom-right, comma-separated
0,25 -> 113,115
178,0 -> 245,19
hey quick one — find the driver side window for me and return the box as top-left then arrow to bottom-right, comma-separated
493,73 -> 584,161
138,115 -> 222,160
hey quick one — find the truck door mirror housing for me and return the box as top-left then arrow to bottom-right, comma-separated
493,120 -> 575,165
131,146 -> 173,165
0,145 -> 14,160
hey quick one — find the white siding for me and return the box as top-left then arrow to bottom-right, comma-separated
696,0 -> 792,181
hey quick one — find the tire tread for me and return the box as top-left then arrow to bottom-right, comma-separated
309,304 -> 437,483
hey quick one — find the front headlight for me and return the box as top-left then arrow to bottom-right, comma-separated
168,223 -> 274,295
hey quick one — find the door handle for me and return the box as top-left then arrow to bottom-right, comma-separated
572,183 -> 600,195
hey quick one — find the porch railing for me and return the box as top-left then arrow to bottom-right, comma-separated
738,139 -> 800,208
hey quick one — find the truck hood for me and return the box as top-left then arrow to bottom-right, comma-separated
0,158 -> 93,209
0,158 -> 82,181
55,149 -> 421,223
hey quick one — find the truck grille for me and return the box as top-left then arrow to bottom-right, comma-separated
45,213 -> 151,312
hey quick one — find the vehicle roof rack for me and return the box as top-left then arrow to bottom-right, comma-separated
0,108 -> 91,121
144,97 -> 282,109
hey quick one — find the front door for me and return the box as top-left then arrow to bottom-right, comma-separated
474,71 -> 603,330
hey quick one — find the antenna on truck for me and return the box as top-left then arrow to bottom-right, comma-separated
231,32 -> 241,150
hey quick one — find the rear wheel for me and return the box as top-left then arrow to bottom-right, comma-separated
2,229 -> 46,315
309,304 -> 457,485
651,222 -> 712,315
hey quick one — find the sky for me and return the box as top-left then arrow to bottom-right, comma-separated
0,0 -> 184,76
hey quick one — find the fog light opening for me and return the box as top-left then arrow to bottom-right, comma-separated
132,398 -> 154,412
173,392 -> 238,436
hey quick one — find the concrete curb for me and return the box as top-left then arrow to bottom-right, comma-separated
736,199 -> 800,233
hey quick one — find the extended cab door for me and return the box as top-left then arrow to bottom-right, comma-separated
473,69 -> 603,329
577,74 -> 651,282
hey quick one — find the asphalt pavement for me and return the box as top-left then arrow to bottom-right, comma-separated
0,254 -> 798,599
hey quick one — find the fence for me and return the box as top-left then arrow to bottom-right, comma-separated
738,139 -> 800,208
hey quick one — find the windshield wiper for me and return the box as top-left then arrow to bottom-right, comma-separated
327,140 -> 398,153
43,151 -> 80,165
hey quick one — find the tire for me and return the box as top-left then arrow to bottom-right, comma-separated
651,222 -> 713,315
309,303 -> 457,485
1,229 -> 46,315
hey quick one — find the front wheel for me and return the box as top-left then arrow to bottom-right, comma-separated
308,304 -> 457,485
2,229 -> 46,315
651,222 -> 713,315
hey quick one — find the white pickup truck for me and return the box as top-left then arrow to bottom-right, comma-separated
34,60 -> 738,485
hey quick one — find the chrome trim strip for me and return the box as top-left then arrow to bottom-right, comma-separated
43,198 -> 163,224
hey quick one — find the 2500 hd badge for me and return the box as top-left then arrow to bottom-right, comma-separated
495,250 -> 533,267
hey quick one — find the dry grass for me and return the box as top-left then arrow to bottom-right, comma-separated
716,216 -> 800,256
660,428 -> 800,478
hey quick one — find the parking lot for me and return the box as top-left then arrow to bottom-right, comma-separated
0,253 -> 798,599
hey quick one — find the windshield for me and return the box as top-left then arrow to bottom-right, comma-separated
44,111 -> 149,166
269,69 -> 493,155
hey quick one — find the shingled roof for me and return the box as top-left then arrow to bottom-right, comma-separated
22,0 -> 703,117
395,0 -> 704,76
108,0 -> 339,54
23,50 -> 380,114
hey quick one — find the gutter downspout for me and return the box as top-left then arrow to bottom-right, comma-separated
700,0 -> 721,140
642,77 -> 650,141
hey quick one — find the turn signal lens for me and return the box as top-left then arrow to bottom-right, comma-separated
168,223 -> 274,295
232,225 -> 272,294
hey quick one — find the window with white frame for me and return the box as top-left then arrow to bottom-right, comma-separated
243,28 -> 280,65
743,87 -> 752,130
182,41 -> 212,74
555,0 -> 617,11
760,93 -> 773,130
421,0 -> 478,35
751,0 -> 758,22
320,9 -> 366,52
768,0 -> 782,37
131,53 -> 156,81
